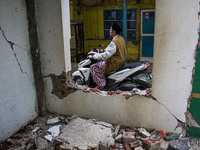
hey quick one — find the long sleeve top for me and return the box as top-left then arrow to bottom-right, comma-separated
93,35 -> 118,60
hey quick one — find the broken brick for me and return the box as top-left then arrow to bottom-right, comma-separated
124,142 -> 131,150
149,138 -> 156,143
123,132 -> 135,143
110,144 -> 116,149
129,140 -> 141,148
89,88 -> 102,94
107,90 -> 122,95
143,140 -> 151,149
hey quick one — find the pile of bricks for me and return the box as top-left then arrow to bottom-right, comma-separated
108,126 -> 166,150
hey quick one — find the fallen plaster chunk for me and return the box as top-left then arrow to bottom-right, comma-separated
47,117 -> 64,125
45,125 -> 62,142
114,125 -> 120,137
132,88 -> 147,96
138,128 -> 151,137
31,127 -> 40,133
56,117 -> 115,149
48,125 -> 61,137
122,131 -> 136,143
69,114 -> 77,121
115,134 -> 123,142
44,134 -> 52,142
95,121 -> 113,128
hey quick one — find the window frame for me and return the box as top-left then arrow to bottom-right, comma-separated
104,9 -> 137,41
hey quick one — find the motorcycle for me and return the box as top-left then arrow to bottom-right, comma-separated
72,48 -> 152,91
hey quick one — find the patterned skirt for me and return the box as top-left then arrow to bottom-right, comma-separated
90,60 -> 106,87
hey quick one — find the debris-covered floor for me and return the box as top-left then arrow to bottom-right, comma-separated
1,114 -> 200,150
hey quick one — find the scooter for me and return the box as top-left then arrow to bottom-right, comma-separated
72,49 -> 152,91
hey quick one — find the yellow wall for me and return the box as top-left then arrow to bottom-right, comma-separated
70,0 -> 155,60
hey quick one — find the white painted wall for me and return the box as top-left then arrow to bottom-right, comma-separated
37,0 -> 199,132
35,0 -> 72,112
35,0 -> 71,75
152,0 -> 199,122
0,0 -> 38,141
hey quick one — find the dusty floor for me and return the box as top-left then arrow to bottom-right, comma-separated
0,113 -> 200,150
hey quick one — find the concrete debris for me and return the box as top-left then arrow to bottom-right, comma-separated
115,133 -> 123,142
45,125 -> 62,142
56,117 -> 115,149
138,128 -> 151,137
114,125 -> 121,137
95,121 -> 113,128
47,116 -> 64,124
45,134 -> 53,142
1,113 -> 200,150
48,125 -> 61,137
69,114 -> 78,121
31,126 -> 40,133
122,131 -> 136,143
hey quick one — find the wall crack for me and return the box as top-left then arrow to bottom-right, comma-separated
0,26 -> 33,84
150,95 -> 186,130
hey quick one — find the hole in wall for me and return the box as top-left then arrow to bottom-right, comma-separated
66,0 -> 155,97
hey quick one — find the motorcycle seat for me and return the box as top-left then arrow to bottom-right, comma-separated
116,62 -> 144,72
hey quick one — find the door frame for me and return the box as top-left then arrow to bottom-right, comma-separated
140,9 -> 155,61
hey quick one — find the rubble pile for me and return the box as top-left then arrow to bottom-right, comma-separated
83,87 -> 152,98
0,114 -> 199,150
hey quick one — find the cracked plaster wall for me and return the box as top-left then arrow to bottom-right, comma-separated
37,0 -> 199,132
152,0 -> 199,123
0,0 -> 38,141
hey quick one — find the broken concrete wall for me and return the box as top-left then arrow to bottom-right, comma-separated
152,0 -> 199,122
35,0 -> 71,109
48,91 -> 177,132
37,0 -> 199,133
0,0 -> 38,141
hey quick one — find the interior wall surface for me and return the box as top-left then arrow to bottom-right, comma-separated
0,0 -> 38,141
152,0 -> 199,122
